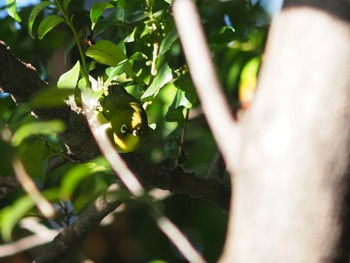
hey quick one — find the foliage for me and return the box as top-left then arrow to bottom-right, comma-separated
0,0 -> 268,262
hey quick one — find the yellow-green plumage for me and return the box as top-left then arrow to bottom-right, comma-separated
99,85 -> 148,153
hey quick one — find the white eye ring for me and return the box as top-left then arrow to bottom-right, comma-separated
121,124 -> 128,134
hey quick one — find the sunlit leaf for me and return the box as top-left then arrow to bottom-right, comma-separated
58,61 -> 80,89
6,0 -> 21,22
124,27 -> 137,43
86,40 -> 126,67
12,120 -> 65,146
86,40 -> 134,77
80,86 -> 103,109
60,157 -> 110,198
38,15 -> 65,39
90,2 -> 114,30
0,195 -> 34,242
105,62 -> 128,87
28,1 -> 54,38
141,63 -> 173,101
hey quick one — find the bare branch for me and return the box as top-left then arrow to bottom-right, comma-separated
12,157 -> 55,218
219,1 -> 350,262
0,234 -> 57,257
0,217 -> 60,257
34,185 -> 122,263
82,92 -> 207,263
135,160 -> 230,211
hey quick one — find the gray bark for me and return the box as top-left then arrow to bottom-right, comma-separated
220,0 -> 350,262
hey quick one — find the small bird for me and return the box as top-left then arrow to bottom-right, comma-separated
99,84 -> 148,153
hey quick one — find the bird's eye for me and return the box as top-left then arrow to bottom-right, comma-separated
121,124 -> 128,134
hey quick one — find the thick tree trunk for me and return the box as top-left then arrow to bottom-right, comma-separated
220,1 -> 350,262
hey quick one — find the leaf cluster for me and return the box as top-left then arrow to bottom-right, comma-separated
0,0 -> 268,261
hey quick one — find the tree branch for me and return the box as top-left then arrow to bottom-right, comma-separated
219,1 -> 350,262
34,185 -> 122,263
0,40 -> 230,210
0,40 -> 100,161
133,158 -> 230,211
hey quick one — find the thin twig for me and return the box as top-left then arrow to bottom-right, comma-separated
0,234 -> 57,257
81,91 -> 207,263
12,157 -> 55,218
173,0 -> 240,172
151,41 -> 159,76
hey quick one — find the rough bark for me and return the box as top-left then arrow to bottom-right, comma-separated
220,0 -> 350,262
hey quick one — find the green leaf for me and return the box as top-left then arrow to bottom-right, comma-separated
90,2 -> 114,30
174,74 -> 197,106
30,86 -> 74,108
1,195 -> 35,242
102,51 -> 146,82
124,27 -> 137,43
78,75 -> 97,90
165,90 -> 191,125
105,62 -> 128,87
140,23 -> 153,38
64,37 -> 76,64
129,52 -> 148,61
166,105 -> 185,124
60,158 -> 110,198
58,61 -> 80,89
38,15 -> 65,39
28,1 -> 54,38
6,0 -> 21,22
126,10 -> 147,23
105,52 -> 146,85
141,63 -> 173,101
86,40 -> 134,77
63,0 -> 72,12
18,137 -> 50,181
81,86 -> 103,109
158,28 -> 178,57
12,120 -> 65,146
86,40 -> 127,67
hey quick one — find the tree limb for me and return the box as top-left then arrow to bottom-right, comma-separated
0,40 -> 230,209
220,0 -> 350,262
34,185 -> 122,263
